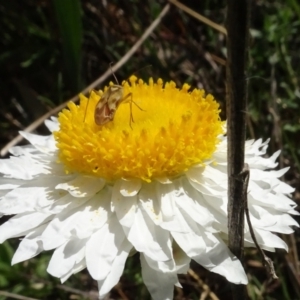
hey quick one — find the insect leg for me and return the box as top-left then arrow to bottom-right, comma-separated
122,93 -> 145,112
84,90 -> 101,123
84,90 -> 94,122
121,93 -> 145,128
130,97 -> 134,129
121,93 -> 134,128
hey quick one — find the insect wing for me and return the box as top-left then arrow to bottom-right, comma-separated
94,85 -> 123,125
106,85 -> 123,110
94,99 -> 112,125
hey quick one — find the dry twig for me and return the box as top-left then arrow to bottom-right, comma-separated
242,164 -> 278,280
1,4 -> 170,156
226,0 -> 250,298
168,0 -> 227,35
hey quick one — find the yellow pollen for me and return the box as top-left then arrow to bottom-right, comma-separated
54,77 -> 223,182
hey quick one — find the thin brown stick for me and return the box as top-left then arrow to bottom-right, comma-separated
168,0 -> 227,35
1,4 -> 170,157
226,0 -> 250,298
243,164 -> 278,280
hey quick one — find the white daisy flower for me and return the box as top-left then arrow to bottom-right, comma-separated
0,77 -> 297,299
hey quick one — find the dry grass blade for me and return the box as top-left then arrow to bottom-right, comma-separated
188,269 -> 220,300
284,234 -> 300,296
1,4 -> 170,157
168,0 -> 227,35
0,291 -> 39,300
56,284 -> 99,299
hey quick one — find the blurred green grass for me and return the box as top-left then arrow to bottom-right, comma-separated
0,0 -> 299,299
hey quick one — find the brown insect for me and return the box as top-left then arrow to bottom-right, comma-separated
93,83 -> 143,128
84,67 -> 144,129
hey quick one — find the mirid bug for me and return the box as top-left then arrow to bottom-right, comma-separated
93,82 -> 143,128
84,65 -> 150,128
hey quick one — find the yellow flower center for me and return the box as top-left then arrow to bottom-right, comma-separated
54,77 -> 223,182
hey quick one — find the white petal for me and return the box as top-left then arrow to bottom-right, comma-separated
248,228 -> 288,251
187,173 -> 226,197
172,243 -> 191,274
86,214 -> 126,280
119,178 -> 142,196
170,212 -> 212,261
56,175 -> 105,197
98,239 -> 132,298
12,224 -> 47,265
0,179 -> 22,190
192,237 -> 248,284
157,181 -> 211,233
157,183 -> 178,226
45,118 -> 59,132
155,177 -> 173,184
60,256 -> 86,283
202,165 -> 228,186
0,154 -> 48,180
143,251 -> 176,273
248,183 -> 296,213
251,168 -> 289,182
177,177 -> 214,229
141,254 -> 177,300
112,185 -> 137,229
249,205 -> 298,233
47,238 -> 86,278
127,208 -> 171,262
20,131 -> 56,153
273,180 -> 295,194
138,182 -> 163,225
187,165 -> 227,188
0,212 -> 52,243
45,192 -> 90,215
0,178 -> 64,215
42,192 -> 112,249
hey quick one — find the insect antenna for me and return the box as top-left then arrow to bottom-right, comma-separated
109,62 -> 120,85
84,89 -> 98,123
109,62 -> 152,84
130,65 -> 152,80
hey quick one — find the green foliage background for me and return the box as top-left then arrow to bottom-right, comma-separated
0,0 -> 299,299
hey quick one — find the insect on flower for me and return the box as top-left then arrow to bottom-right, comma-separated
87,67 -> 145,129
